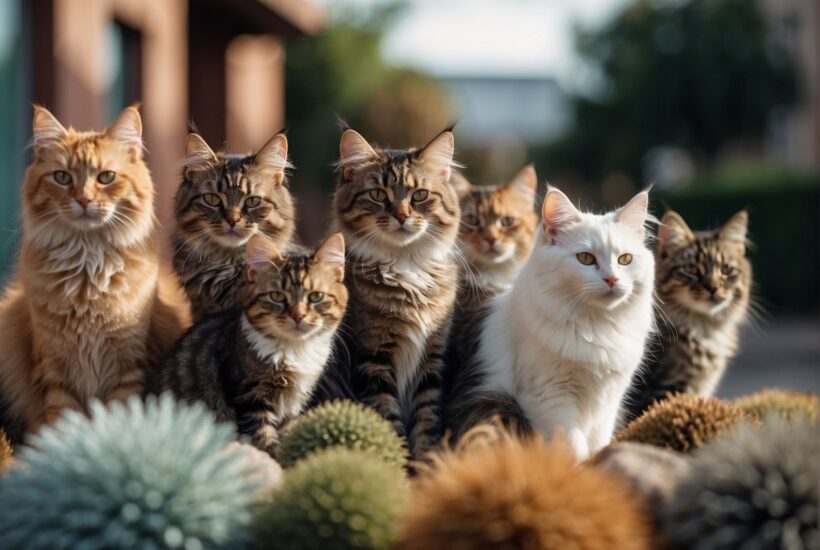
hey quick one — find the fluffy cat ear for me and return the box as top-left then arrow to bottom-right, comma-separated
504,164 -> 537,204
449,171 -> 473,197
106,104 -> 143,158
658,210 -> 694,254
255,133 -> 290,181
541,187 -> 581,242
315,233 -> 346,282
184,133 -> 217,172
245,234 -> 283,281
418,129 -> 455,179
32,106 -> 67,153
338,129 -> 377,180
719,210 -> 748,249
615,191 -> 649,237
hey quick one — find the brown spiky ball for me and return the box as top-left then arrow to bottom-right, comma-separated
396,433 -> 653,550
0,429 -> 11,471
615,393 -> 754,452
734,389 -> 818,423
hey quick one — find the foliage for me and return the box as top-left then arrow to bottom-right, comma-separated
662,419 -> 819,549
278,400 -> 407,469
615,393 -> 754,452
0,394 -> 261,549
253,447 -> 409,550
734,389 -> 818,423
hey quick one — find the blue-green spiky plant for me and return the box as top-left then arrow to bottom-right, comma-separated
0,394 -> 262,549
663,419 -> 819,549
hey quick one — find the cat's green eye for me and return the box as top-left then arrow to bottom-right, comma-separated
369,188 -> 387,202
53,171 -> 72,185
411,189 -> 429,202
202,193 -> 221,207
682,265 -> 699,276
268,291 -> 287,303
308,291 -> 325,304
576,252 -> 596,266
618,253 -> 633,266
499,216 -> 516,228
462,214 -> 479,227
244,196 -> 261,208
97,171 -> 116,185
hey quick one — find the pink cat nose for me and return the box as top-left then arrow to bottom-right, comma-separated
290,312 -> 305,324
394,212 -> 408,224
486,237 -> 496,246
75,196 -> 90,209
603,275 -> 618,287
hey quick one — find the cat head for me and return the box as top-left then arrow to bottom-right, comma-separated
532,187 -> 654,311
332,128 -> 461,256
23,105 -> 154,245
175,132 -> 294,251
243,233 -> 348,342
456,165 -> 538,270
656,210 -> 750,317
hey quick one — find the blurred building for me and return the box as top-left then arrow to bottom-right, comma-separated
0,0 -> 323,270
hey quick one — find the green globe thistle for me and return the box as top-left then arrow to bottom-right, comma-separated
277,400 -> 407,468
663,419 -> 819,549
254,447 -> 409,549
734,389 -> 818,423
615,393 -> 754,452
0,394 -> 262,549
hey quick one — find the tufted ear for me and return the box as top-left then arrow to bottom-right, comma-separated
418,129 -> 455,179
183,133 -> 217,174
255,133 -> 290,183
658,210 -> 694,255
314,232 -> 345,282
245,234 -> 283,282
504,163 -> 537,204
719,210 -> 748,251
338,129 -> 377,181
615,190 -> 650,237
32,105 -> 67,154
541,186 -> 581,243
106,104 -> 143,158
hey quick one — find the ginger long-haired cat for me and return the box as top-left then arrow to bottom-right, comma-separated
0,105 -> 188,441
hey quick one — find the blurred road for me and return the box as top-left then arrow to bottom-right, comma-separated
718,317 -> 820,398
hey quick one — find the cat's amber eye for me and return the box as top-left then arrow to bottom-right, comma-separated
720,265 -> 735,276
308,291 -> 325,304
269,291 -> 287,303
618,253 -> 633,266
462,214 -> 479,227
499,216 -> 516,228
53,170 -> 72,185
244,196 -> 261,208
369,188 -> 387,202
202,193 -> 221,207
97,171 -> 116,185
411,189 -> 429,202
576,252 -> 596,265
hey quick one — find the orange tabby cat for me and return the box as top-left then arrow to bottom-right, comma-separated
0,105 -> 188,441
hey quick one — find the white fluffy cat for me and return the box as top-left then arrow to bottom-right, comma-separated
477,186 -> 655,459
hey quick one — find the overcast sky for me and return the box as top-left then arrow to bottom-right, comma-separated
313,0 -> 630,88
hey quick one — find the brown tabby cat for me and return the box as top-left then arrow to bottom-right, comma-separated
623,210 -> 752,421
451,164 -> 538,324
152,234 -> 347,455
318,127 -> 461,459
0,105 -> 188,441
173,132 -> 296,320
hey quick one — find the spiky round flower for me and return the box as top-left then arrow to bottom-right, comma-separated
734,389 -> 818,423
663,419 -> 819,549
397,433 -> 653,550
254,447 -> 409,549
615,393 -> 754,452
0,394 -> 262,549
0,428 -> 12,471
277,400 -> 407,468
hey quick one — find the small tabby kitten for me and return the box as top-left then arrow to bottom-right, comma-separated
153,233 -> 347,455
319,127 -> 461,459
452,165 -> 537,323
623,210 -> 752,421
173,132 -> 296,320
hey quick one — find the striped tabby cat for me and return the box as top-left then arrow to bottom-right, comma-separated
152,233 -> 347,455
321,127 -> 461,458
173,132 -> 295,320
623,210 -> 752,421
451,164 -> 538,324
